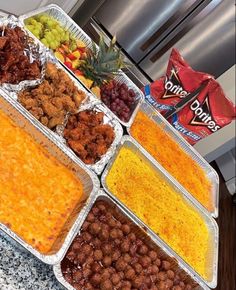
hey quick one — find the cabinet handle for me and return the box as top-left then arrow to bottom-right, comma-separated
149,0 -> 217,63
140,9 -> 182,52
140,0 -> 204,53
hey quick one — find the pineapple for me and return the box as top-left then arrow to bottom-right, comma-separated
79,35 -> 129,87
91,86 -> 101,98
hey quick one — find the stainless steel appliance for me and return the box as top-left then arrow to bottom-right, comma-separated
73,0 -> 235,82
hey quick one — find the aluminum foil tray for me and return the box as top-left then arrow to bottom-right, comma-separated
3,49 -> 98,139
127,101 -> 219,218
56,102 -> 123,175
19,4 -> 144,127
101,136 -> 219,289
0,88 -> 100,265
53,189 -> 210,290
4,52 -> 123,175
0,15 -> 46,92
6,51 -> 99,114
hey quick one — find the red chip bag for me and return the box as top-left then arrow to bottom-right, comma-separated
143,48 -> 212,114
168,78 -> 236,145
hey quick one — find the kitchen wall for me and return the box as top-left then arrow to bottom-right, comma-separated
0,0 -> 84,15
194,64 -> 235,162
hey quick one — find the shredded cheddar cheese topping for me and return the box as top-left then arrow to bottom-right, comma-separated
0,109 -> 84,254
130,111 -> 213,212
106,146 -> 209,278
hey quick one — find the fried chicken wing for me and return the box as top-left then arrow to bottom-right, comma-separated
29,107 -> 44,120
0,36 -> 8,49
18,63 -> 86,129
45,62 -> 58,80
63,110 -> 115,164
41,101 -> 58,117
48,112 -> 65,129
0,26 -> 41,84
73,90 -> 86,107
22,98 -> 38,110
68,140 -> 87,159
40,116 -> 49,126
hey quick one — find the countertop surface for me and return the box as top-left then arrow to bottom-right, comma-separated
0,232 -> 63,290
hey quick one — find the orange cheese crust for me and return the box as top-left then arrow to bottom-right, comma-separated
0,109 -> 84,254
106,146 -> 210,279
131,111 -> 213,212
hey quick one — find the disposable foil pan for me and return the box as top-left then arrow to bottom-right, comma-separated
6,52 -> 122,175
4,51 -> 99,141
0,15 -> 46,92
56,102 -> 123,175
19,4 -> 144,127
53,189 -> 210,290
0,88 -> 100,265
101,136 -> 219,289
127,101 -> 219,218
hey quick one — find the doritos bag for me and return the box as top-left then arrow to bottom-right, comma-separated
168,78 -> 236,144
143,48 -> 236,145
143,48 -> 213,114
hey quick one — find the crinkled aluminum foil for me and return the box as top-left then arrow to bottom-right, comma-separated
56,102 -> 123,175
127,101 -> 219,218
20,4 -> 144,127
0,15 -> 47,92
0,6 -> 217,290
0,88 -> 100,265
101,136 -> 219,289
53,189 -> 210,290
6,50 -> 122,175
3,50 -> 99,140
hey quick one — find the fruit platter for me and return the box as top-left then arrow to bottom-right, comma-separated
20,5 -> 143,126
0,5 -> 219,290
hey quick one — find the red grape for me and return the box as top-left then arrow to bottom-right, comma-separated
100,80 -> 137,122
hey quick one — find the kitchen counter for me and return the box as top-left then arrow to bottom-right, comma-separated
0,232 -> 63,290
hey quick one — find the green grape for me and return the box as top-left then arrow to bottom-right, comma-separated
45,31 -> 53,39
70,42 -> 77,51
54,40 -> 60,48
61,33 -> 66,42
34,14 -> 40,21
46,19 -> 55,28
24,18 -> 31,25
50,41 -> 57,50
70,35 -> 76,42
41,38 -> 49,47
48,41 -> 53,49
27,17 -> 36,25
55,36 -> 61,43
36,22 -> 43,30
44,28 -> 51,34
64,31 -> 70,42
32,28 -> 41,37
45,35 -> 53,44
39,14 -> 49,24
57,26 -> 64,34
25,24 -> 34,32
51,28 -> 59,36
31,19 -> 38,25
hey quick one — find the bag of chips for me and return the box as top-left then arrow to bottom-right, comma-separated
143,48 -> 235,144
168,78 -> 236,144
143,48 -> 213,114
